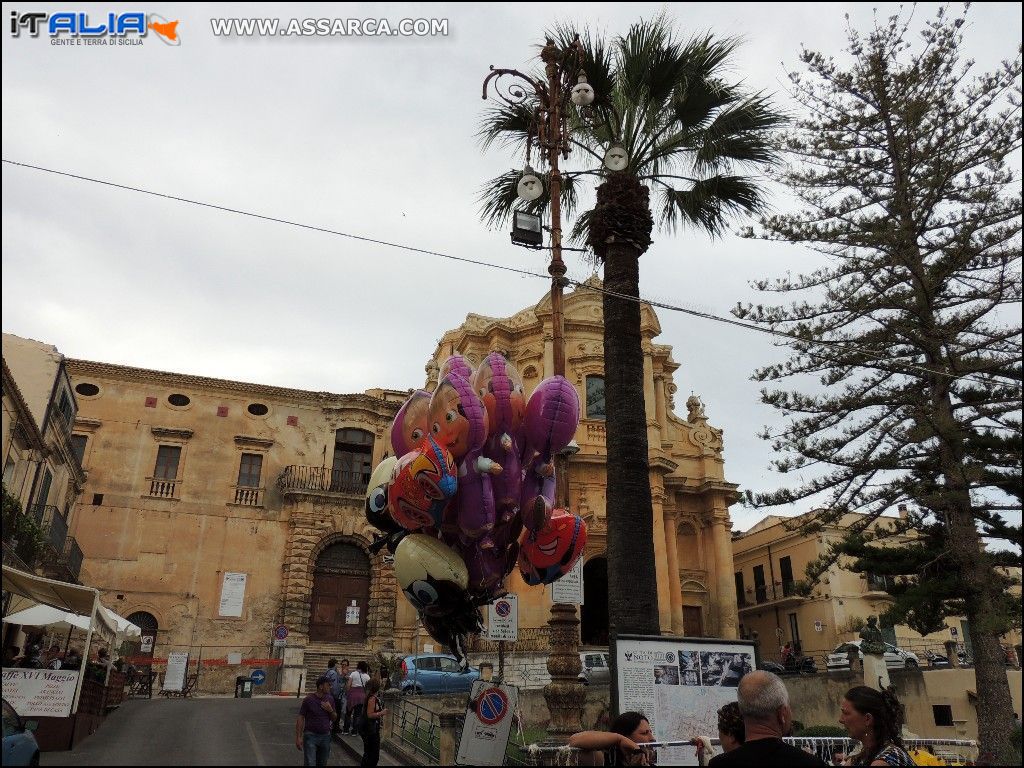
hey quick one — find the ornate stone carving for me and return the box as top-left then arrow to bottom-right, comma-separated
150,426 -> 193,441
234,435 -> 274,450
543,603 -> 585,738
684,394 -> 723,457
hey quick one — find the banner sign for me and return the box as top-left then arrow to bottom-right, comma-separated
550,556 -> 584,604
1,669 -> 79,718
456,681 -> 519,765
218,572 -> 247,617
616,635 -> 758,766
164,652 -> 189,692
485,594 -> 518,641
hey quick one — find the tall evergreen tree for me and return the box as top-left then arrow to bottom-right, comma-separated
738,7 -> 1022,761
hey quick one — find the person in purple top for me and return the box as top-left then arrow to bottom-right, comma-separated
296,675 -> 338,767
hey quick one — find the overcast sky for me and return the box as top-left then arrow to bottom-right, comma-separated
3,2 -> 1021,532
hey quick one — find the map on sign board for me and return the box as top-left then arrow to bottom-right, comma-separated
616,635 -> 757,766
456,680 -> 519,766
485,594 -> 518,641
550,556 -> 584,604
218,572 -> 247,617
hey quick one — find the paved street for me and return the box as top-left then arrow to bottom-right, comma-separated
41,697 -> 356,766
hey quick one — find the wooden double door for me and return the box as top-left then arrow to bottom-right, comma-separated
309,571 -> 370,643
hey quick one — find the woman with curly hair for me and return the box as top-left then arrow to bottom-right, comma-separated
838,686 -> 915,766
693,702 -> 746,765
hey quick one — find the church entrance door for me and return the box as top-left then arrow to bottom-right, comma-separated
309,543 -> 371,643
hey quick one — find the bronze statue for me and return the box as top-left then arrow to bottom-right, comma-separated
859,615 -> 886,656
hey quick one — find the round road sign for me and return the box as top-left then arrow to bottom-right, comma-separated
495,600 -> 511,618
476,686 -> 509,726
250,668 -> 266,686
274,625 -> 289,641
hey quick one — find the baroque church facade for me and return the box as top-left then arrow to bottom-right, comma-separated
64,280 -> 739,692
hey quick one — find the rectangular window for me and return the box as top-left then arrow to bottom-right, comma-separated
35,468 -> 53,510
3,457 -> 16,488
153,445 -> 181,480
237,453 -> 263,487
780,556 -> 795,595
586,376 -> 606,419
932,705 -> 954,726
753,565 -> 767,603
70,434 -> 88,465
735,572 -> 746,607
56,390 -> 75,427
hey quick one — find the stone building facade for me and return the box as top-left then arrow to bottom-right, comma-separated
62,281 -> 739,692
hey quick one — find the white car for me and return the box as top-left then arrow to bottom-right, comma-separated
826,639 -> 920,670
578,652 -> 610,686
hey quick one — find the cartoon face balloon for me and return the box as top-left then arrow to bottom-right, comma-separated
438,354 -> 474,382
472,353 -> 526,436
388,437 -> 458,530
429,374 -> 488,460
390,390 -> 431,458
518,509 -> 587,586
394,534 -> 469,617
364,456 -> 399,532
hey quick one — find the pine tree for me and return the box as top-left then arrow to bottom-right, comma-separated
737,7 -> 1022,761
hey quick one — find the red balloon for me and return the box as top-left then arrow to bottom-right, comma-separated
518,509 -> 587,586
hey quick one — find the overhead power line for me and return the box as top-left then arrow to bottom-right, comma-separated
2,158 -> 1009,386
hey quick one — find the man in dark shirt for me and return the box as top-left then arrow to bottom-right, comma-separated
708,670 -> 826,767
296,675 -> 338,767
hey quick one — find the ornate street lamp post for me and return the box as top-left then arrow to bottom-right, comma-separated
482,35 -> 623,743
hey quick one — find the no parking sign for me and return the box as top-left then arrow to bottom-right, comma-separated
456,681 -> 519,766
485,594 -> 518,642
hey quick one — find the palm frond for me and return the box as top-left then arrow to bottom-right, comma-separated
657,175 -> 769,236
477,102 -> 536,154
692,94 -> 787,172
476,168 -> 581,231
672,78 -> 740,131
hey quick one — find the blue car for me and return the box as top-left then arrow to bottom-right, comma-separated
2,698 -> 39,767
394,654 -> 480,695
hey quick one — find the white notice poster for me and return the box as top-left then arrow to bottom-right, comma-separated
163,652 -> 189,692
345,605 -> 360,625
485,594 -> 518,641
550,556 -> 584,604
616,635 -> 757,766
1,669 -> 79,717
219,572 -> 247,617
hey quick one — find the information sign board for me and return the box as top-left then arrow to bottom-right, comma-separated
485,594 -> 518,641
219,572 -> 247,617
164,651 -> 189,692
550,556 -> 584,604
456,681 -> 518,765
615,635 -> 757,766
0,669 -> 79,717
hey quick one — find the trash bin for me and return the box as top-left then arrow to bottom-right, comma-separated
235,676 -> 253,698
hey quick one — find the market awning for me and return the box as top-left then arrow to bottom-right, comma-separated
99,605 -> 142,640
2,564 -> 117,637
4,604 -> 92,632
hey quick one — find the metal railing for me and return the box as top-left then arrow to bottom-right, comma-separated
45,507 -> 68,552
392,695 -> 442,763
232,486 -> 264,506
278,465 -> 368,496
519,737 -> 979,766
64,536 -> 83,581
147,477 -> 180,499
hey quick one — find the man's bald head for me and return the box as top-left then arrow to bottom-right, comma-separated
737,671 -> 791,735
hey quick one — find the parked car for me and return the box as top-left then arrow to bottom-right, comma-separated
578,652 -> 610,686
2,698 -> 39,767
826,640 -> 920,670
394,654 -> 480,695
924,649 -> 973,668
760,656 -> 818,675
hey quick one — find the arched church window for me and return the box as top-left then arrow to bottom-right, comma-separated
585,376 -> 605,419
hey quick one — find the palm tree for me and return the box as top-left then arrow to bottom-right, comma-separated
478,16 -> 783,712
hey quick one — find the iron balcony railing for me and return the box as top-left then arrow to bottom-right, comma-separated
64,536 -> 83,581
278,466 -> 369,496
232,486 -> 265,507
27,504 -> 67,553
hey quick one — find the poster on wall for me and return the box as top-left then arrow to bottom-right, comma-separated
616,635 -> 757,767
1,669 -> 79,717
218,572 -> 247,617
484,594 -> 518,641
550,556 -> 584,604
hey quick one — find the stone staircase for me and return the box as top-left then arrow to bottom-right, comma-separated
302,642 -> 375,692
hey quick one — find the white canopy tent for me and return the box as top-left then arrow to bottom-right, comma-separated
4,603 -> 93,632
2,564 -> 122,712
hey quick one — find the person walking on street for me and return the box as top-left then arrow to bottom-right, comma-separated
838,685 -> 915,766
337,659 -> 351,733
296,674 -> 338,767
325,658 -> 345,737
359,678 -> 388,767
707,670 -> 826,766
346,661 -> 371,736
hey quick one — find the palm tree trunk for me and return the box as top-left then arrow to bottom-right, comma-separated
602,238 -> 661,716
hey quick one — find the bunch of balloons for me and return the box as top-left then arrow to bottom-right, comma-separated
363,352 -> 588,665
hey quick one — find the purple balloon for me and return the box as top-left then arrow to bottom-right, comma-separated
390,390 -> 431,458
522,376 -> 580,459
